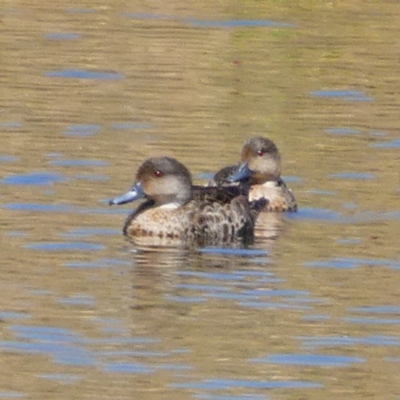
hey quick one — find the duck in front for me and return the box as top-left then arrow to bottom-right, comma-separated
109,156 -> 262,247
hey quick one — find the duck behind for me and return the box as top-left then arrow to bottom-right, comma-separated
109,157 -> 260,247
210,136 -> 297,212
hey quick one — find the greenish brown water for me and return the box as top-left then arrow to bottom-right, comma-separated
1,1 -> 399,399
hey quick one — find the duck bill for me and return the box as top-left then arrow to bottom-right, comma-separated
227,162 -> 252,183
109,182 -> 144,205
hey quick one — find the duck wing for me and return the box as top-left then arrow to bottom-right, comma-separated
192,184 -> 246,204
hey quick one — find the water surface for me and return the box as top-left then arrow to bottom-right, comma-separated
1,1 -> 399,399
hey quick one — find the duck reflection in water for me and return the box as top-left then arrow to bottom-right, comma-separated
109,157 -> 265,247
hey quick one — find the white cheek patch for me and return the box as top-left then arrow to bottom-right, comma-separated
159,202 -> 180,210
263,181 -> 278,188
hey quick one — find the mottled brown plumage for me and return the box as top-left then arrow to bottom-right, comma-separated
110,157 -> 261,247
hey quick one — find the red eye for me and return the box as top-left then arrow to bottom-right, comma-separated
257,150 -> 264,156
154,170 -> 163,177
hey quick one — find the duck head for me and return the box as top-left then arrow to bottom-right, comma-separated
109,157 -> 192,207
227,136 -> 282,185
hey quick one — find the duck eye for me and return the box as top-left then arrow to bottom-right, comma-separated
257,150 -> 264,156
154,170 -> 163,178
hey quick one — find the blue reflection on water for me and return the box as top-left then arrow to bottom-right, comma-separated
0,172 -> 66,186
0,325 -> 163,372
340,201 -> 357,209
43,33 -> 81,40
38,373 -> 81,384
369,131 -> 386,137
301,315 -> 330,321
199,248 -> 268,257
304,257 -> 400,270
3,203 -> 127,215
348,306 -> 400,314
169,264 -> 302,304
196,172 -> 214,180
241,289 -> 309,297
110,122 -> 153,130
385,357 -> 400,363
177,271 -> 246,281
66,8 -> 96,13
3,203 -> 74,212
49,159 -> 108,167
0,122 -> 22,129
24,242 -> 104,251
342,317 -> 400,325
310,90 -> 373,101
57,295 -> 96,306
251,354 -> 365,367
205,289 -> 313,304
171,378 -> 323,389
239,301 -> 312,310
370,138 -> 400,148
283,175 -> 302,183
45,70 -> 124,79
184,18 -> 295,28
0,391 -> 24,398
65,258 -> 130,268
194,395 -> 268,400
122,13 -> 295,28
176,283 -> 230,292
60,227 -> 119,238
121,12 -> 166,19
286,207 -> 342,222
154,363 -> 193,371
102,362 -> 154,374
329,172 -> 375,180
308,189 -> 336,196
74,174 -> 108,181
202,292 -> 261,301
325,128 -> 360,135
10,326 -> 79,341
80,337 -> 160,345
0,154 -> 19,163
235,270 -> 275,277
349,211 -> 400,223
165,295 -> 206,303
46,152 -> 63,158
336,238 -> 362,245
62,124 -> 101,136
5,231 -> 28,237
100,350 -> 168,357
298,335 -> 400,349
0,340 -> 95,366
303,260 -> 355,269
0,312 -> 30,320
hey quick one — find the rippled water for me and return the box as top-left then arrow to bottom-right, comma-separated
1,2 -> 399,399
